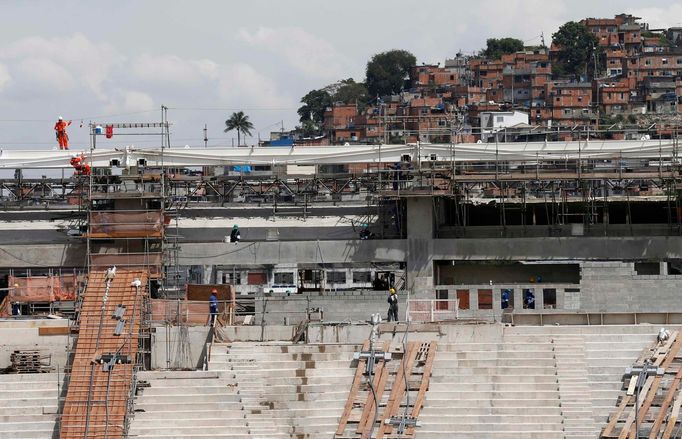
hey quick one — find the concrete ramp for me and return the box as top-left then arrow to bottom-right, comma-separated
60,269 -> 148,438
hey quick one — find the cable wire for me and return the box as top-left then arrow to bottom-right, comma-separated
398,318 -> 411,436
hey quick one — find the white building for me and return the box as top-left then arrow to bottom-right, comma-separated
480,110 -> 529,142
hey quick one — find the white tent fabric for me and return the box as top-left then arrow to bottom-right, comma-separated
0,140 -> 676,169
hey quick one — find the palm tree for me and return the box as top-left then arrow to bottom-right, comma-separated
224,111 -> 254,146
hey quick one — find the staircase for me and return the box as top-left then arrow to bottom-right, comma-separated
552,336 -> 598,438
129,370 -> 249,438
418,336 -> 564,438
209,342 -> 360,438
0,372 -> 60,438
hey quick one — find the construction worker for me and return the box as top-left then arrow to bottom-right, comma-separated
209,289 -> 218,326
359,223 -> 371,240
387,287 -> 398,322
501,289 -> 511,309
230,224 -> 241,244
54,116 -> 72,150
69,154 -> 91,176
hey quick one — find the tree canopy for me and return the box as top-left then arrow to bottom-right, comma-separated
297,89 -> 333,124
552,21 -> 599,80
481,38 -> 524,59
333,78 -> 369,108
224,111 -> 254,146
296,78 -> 369,136
365,50 -> 416,97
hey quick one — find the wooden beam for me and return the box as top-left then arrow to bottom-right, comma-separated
38,326 -> 70,336
662,390 -> 682,439
359,341 -> 391,438
406,341 -> 437,436
376,342 -> 420,439
336,340 -> 370,437
628,332 -> 682,438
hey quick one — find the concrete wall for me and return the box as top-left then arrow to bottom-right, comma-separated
2,236 -> 682,268
150,325 -> 210,370
406,197 -> 434,295
579,261 -> 682,312
0,318 -> 70,369
436,262 -> 580,284
255,292 -> 398,325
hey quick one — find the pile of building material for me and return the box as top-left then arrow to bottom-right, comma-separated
601,329 -> 682,438
8,349 -> 53,373
335,340 -> 437,438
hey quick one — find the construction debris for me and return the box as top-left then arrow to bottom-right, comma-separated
6,350 -> 53,374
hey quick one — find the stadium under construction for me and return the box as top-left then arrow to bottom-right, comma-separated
1,124 -> 682,438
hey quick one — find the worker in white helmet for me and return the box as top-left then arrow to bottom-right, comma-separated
54,116 -> 72,150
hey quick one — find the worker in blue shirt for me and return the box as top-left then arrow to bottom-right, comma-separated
209,289 -> 219,326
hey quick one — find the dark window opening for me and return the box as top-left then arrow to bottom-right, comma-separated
478,289 -> 493,310
635,262 -> 659,275
543,288 -> 557,309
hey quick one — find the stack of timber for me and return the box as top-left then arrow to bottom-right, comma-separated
601,330 -> 682,438
336,340 -> 436,439
8,349 -> 53,373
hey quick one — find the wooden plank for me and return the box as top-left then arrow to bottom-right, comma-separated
618,376 -> 655,439
405,341 -> 437,436
662,390 -> 682,439
626,376 -> 637,396
603,335 -> 660,437
336,340 -> 370,437
359,341 -> 390,438
629,332 -> 682,438
38,326 -> 70,336
649,363 -> 682,438
376,342 -> 420,439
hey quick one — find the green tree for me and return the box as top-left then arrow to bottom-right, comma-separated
333,78 -> 369,108
297,119 -> 320,137
366,50 -> 416,97
481,38 -> 524,59
552,21 -> 599,80
224,111 -> 254,146
297,89 -> 333,124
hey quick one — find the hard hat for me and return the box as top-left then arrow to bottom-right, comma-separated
389,288 -> 395,294
211,288 -> 218,293
233,224 -> 238,229
58,116 -> 63,120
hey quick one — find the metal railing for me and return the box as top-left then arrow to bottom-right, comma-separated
406,299 -> 459,322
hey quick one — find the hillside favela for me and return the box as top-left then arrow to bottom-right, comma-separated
4,2 -> 682,438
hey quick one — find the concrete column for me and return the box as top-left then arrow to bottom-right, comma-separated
660,261 -> 668,276
202,265 -> 214,284
513,288 -> 523,311
406,197 -> 435,297
492,288 -> 501,311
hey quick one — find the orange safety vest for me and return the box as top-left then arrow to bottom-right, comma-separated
54,120 -> 71,133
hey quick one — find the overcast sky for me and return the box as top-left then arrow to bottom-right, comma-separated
0,0 -> 681,150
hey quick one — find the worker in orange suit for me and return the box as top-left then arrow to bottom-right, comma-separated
54,116 -> 72,150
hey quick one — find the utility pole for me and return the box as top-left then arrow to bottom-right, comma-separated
203,124 -> 208,149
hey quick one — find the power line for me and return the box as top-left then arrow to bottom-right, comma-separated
0,109 -> 160,123
168,106 -> 297,112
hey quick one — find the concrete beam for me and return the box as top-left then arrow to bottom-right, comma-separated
177,240 -> 407,266
1,236 -> 681,268
0,243 -> 86,268
432,236 -> 682,261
